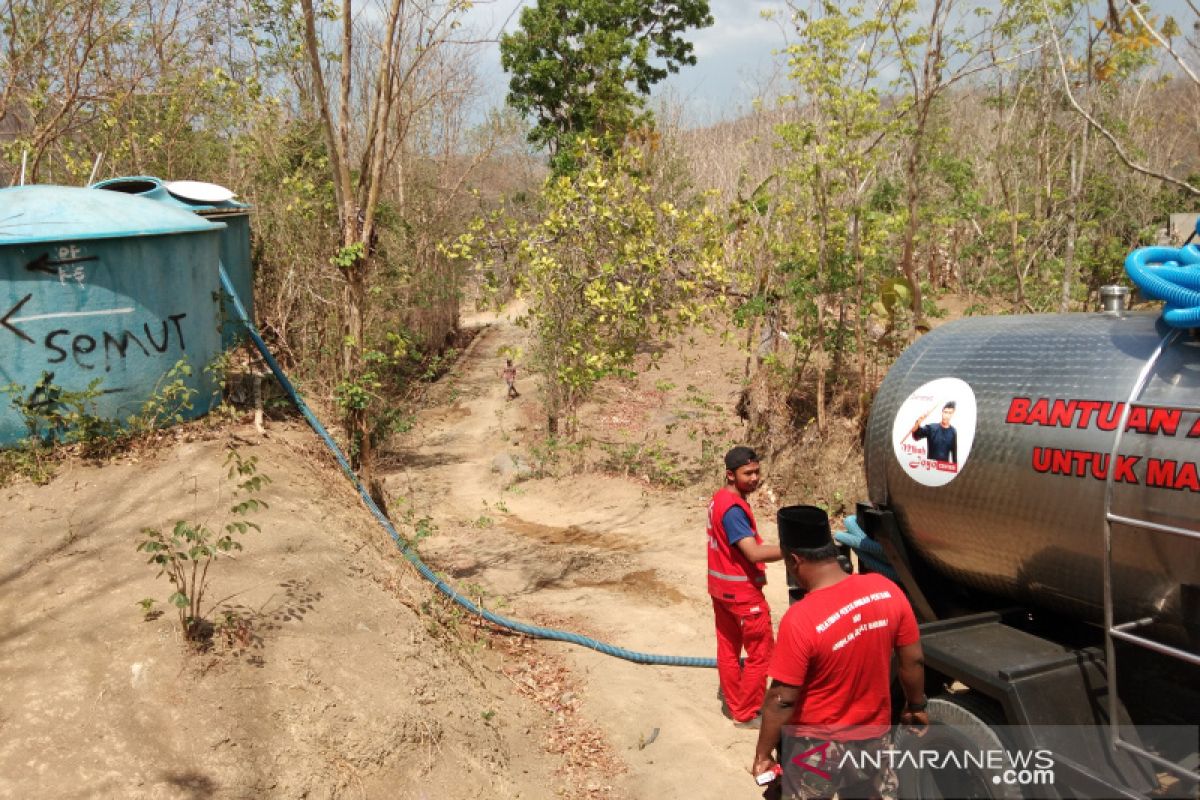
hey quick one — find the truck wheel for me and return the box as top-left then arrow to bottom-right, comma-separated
894,694 -> 1023,800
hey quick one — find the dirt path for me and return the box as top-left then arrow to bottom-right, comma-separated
383,307 -> 792,799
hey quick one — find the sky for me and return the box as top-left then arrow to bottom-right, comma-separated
457,0 -> 1200,127
459,0 -> 794,125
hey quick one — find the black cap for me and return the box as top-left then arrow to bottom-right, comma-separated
778,505 -> 832,550
724,446 -> 759,472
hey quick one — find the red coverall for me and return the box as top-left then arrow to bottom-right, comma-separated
707,489 -> 774,723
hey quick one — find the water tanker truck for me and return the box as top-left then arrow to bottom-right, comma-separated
850,283 -> 1199,798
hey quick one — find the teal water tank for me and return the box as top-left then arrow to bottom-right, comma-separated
92,177 -> 254,347
0,185 -> 225,446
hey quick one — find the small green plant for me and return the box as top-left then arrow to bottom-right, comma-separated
136,446 -> 271,642
1,359 -> 202,483
524,436 -> 560,477
205,349 -> 232,396
1,372 -> 114,483
420,348 -> 459,382
599,440 -> 686,488
0,442 -> 53,486
523,435 -> 587,478
4,371 -> 112,443
683,387 -> 720,412
331,241 -> 365,269
125,359 -> 197,436
699,436 -> 722,468
393,496 -> 438,550
413,514 -> 436,542
382,408 -> 415,435
473,500 -> 500,529
136,597 -> 163,621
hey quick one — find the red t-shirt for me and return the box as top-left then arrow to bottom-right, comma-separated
768,573 -> 919,740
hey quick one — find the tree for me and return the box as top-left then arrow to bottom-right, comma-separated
888,0 -> 990,329
770,0 -> 903,431
1044,0 -> 1199,198
294,0 -> 477,474
0,0 -> 252,185
450,144 -> 726,434
499,0 -> 713,171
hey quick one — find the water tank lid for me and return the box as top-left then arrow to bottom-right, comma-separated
166,180 -> 235,204
0,185 -> 223,245
165,180 -> 250,214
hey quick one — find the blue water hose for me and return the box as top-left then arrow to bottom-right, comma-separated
218,267 -> 717,668
834,515 -> 899,582
1124,242 -> 1200,328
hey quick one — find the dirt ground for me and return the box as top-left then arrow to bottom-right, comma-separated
381,306 -> 798,800
1,419 -> 586,799
1,305 -> 836,799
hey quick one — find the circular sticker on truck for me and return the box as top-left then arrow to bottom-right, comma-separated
891,377 -> 977,487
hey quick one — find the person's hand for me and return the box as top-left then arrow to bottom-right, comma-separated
750,756 -> 778,780
751,756 -> 776,774
900,709 -> 929,735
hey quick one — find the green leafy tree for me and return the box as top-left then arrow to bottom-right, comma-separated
499,0 -> 713,171
450,144 -> 726,434
766,1 -> 904,429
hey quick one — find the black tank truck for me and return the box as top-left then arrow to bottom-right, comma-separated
846,292 -> 1199,799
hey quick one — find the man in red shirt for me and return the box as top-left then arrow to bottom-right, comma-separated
752,505 -> 927,798
708,446 -> 783,727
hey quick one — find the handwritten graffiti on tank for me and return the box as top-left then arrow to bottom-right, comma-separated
43,313 -> 188,371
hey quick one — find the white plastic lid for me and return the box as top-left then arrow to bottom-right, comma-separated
165,180 -> 236,204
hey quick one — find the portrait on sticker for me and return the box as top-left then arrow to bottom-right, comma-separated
891,377 -> 977,487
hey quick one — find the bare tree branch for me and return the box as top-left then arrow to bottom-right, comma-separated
1040,0 -> 1200,196
1127,0 -> 1200,88
299,0 -> 353,226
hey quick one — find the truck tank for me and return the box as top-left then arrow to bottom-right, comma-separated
865,309 -> 1200,637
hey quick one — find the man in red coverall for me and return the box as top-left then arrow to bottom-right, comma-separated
752,505 -> 927,799
708,446 -> 783,728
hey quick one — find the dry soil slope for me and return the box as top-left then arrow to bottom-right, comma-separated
0,422 -> 567,800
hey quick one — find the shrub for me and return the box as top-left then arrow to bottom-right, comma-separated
136,446 -> 271,642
